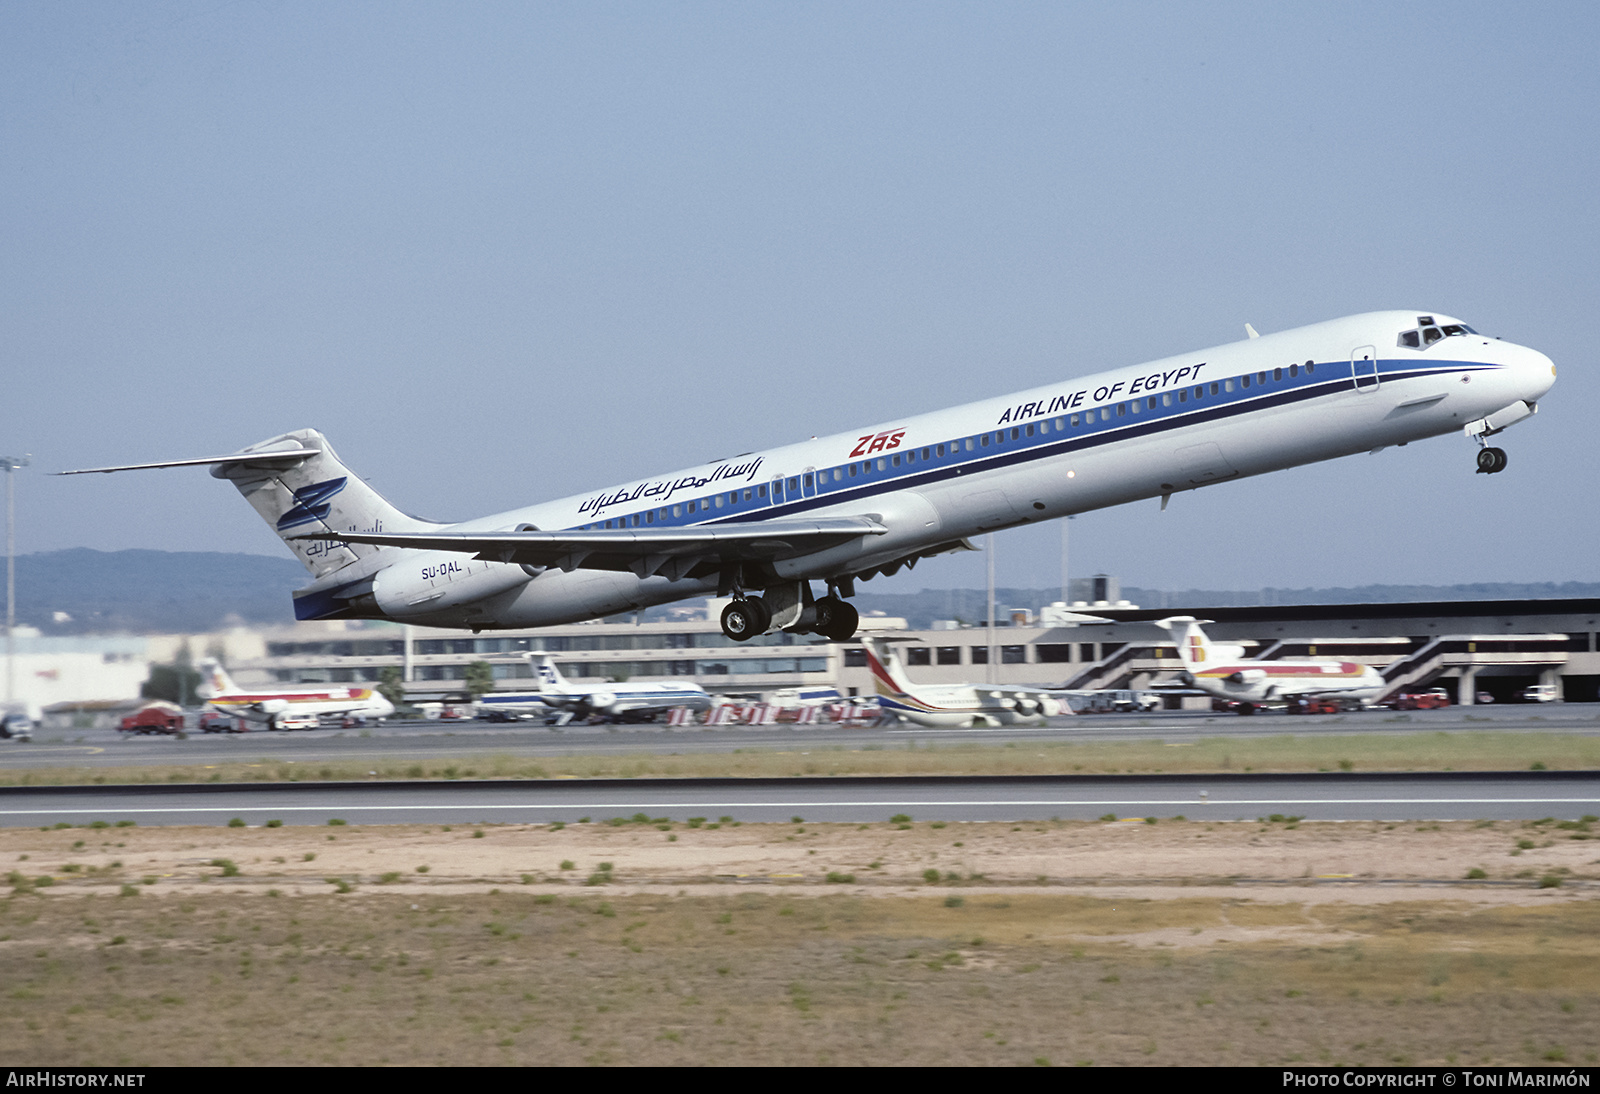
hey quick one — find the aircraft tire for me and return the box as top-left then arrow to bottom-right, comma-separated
1235,702 -> 1256,716
720,597 -> 771,642
1476,446 -> 1507,474
817,598 -> 859,641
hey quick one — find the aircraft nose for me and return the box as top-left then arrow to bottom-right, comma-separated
1521,346 -> 1557,402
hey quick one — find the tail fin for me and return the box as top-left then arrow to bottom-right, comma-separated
531,655 -> 569,691
862,639 -> 916,700
1153,616 -> 1244,666
209,429 -> 441,578
197,659 -> 238,698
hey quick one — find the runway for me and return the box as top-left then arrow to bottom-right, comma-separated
1,771 -> 1595,827
6,704 -> 1600,771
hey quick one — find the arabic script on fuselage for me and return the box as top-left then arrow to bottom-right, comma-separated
577,457 -> 766,520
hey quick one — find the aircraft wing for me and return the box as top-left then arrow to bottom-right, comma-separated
292,517 -> 889,581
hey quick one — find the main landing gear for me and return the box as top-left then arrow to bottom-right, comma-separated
1475,446 -> 1508,475
718,584 -> 861,643
812,595 -> 859,642
720,597 -> 771,642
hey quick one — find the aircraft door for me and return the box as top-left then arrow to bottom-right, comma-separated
1350,346 -> 1379,392
802,468 -> 817,498
769,477 -> 784,508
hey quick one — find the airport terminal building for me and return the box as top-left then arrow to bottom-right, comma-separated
225,596 -> 1600,708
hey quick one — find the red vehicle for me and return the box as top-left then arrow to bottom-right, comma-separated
1285,696 -> 1366,715
119,705 -> 185,735
1385,688 -> 1451,711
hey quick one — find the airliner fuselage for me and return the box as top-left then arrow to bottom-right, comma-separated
67,311 -> 1556,643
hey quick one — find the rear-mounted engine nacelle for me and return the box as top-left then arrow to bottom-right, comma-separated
372,552 -> 535,619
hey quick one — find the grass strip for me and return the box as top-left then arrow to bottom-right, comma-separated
2,731 -> 1598,787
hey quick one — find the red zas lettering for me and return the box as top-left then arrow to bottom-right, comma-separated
850,429 -> 905,457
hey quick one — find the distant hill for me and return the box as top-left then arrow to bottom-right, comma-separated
10,548 -> 1599,634
12,549 -> 307,634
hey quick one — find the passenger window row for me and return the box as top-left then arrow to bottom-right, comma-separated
578,359 -> 1322,530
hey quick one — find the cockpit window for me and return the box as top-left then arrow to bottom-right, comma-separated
1397,316 -> 1477,349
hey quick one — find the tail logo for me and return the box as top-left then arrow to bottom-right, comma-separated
277,478 -> 347,530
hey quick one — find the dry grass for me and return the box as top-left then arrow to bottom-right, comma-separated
3,890 -> 1596,1066
6,730 -> 1600,788
2,819 -> 1597,1066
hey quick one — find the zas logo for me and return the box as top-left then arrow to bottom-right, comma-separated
276,477 -> 348,530
848,429 -> 906,458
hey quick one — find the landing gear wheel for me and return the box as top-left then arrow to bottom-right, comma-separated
814,596 -> 859,641
720,596 -> 771,642
1234,702 -> 1257,716
1475,446 -> 1507,474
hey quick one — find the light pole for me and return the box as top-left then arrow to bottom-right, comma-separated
3,454 -> 29,708
1061,516 -> 1072,605
985,533 -> 996,685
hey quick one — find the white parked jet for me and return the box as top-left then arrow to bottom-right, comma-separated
197,659 -> 394,728
1152,617 -> 1386,714
64,312 -> 1554,643
865,638 -> 1065,727
493,654 -> 712,722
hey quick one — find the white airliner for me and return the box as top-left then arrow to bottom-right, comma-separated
865,638 -> 1065,727
1152,617 -> 1386,714
477,655 -> 712,722
65,312 -> 1554,643
197,659 -> 395,728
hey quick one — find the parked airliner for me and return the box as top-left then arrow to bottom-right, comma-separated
1152,617 -> 1386,714
197,659 -> 395,728
865,638 -> 1065,727
65,312 -> 1553,643
475,655 -> 711,722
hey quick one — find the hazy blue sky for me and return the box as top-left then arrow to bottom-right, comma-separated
3,2 -> 1596,600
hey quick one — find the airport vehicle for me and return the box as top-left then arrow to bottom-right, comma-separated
865,637 -> 1064,727
64,312 -> 1554,642
508,655 -> 713,722
118,704 -> 184,735
1384,688 -> 1451,711
0,712 -> 34,741
1521,683 -> 1560,703
1062,689 -> 1163,714
767,685 -> 845,708
199,711 -> 247,733
1154,617 -> 1387,714
1286,696 -> 1363,715
196,659 -> 394,729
